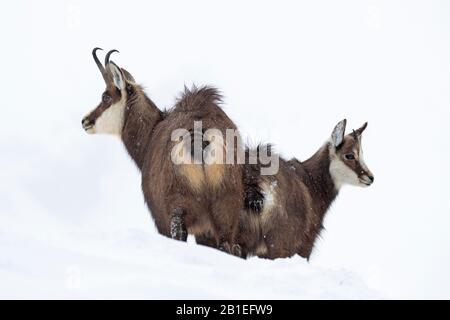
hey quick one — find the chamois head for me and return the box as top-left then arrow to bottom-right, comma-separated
329,119 -> 374,188
82,48 -> 135,135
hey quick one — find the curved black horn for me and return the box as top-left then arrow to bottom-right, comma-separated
92,47 -> 109,83
105,49 -> 119,66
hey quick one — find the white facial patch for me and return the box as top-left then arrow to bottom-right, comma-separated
328,144 -> 360,189
358,140 -> 369,173
91,96 -> 126,135
356,139 -> 373,187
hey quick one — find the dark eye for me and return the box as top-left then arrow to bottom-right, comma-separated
102,94 -> 112,104
345,154 -> 355,160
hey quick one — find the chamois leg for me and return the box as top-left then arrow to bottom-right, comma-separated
231,244 -> 243,258
195,233 -> 217,248
170,208 -> 187,241
217,241 -> 243,258
237,245 -> 248,259
211,194 -> 242,257
195,234 -> 247,259
298,245 -> 314,261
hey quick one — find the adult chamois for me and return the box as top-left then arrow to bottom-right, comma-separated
237,119 -> 374,260
82,48 -> 252,255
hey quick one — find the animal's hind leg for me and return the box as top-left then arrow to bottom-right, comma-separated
210,193 -> 242,256
196,233 -> 244,258
195,233 -> 217,248
170,208 -> 187,241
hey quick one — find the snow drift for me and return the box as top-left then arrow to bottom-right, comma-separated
0,225 -> 379,299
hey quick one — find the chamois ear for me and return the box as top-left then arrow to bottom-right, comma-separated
121,68 -> 136,83
355,122 -> 368,136
331,119 -> 347,148
108,61 -> 125,90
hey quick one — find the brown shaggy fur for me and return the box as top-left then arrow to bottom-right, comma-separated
237,126 -> 372,260
137,85 -> 245,251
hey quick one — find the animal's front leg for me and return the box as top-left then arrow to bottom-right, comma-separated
195,230 -> 233,253
170,208 -> 187,241
195,233 -> 217,248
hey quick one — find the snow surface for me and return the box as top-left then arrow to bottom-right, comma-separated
0,227 -> 378,299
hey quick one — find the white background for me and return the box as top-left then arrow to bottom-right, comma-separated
1,0 -> 449,299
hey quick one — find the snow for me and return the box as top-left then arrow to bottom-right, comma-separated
0,227 -> 378,299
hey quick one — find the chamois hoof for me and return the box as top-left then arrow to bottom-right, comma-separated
218,241 -> 232,254
195,234 -> 217,249
231,244 -> 243,258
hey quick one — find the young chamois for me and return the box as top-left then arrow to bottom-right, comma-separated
82,48 -> 248,255
237,119 -> 374,260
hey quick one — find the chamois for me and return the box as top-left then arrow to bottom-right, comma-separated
237,119 -> 374,259
82,48 -> 247,255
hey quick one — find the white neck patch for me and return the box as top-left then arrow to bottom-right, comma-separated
328,143 -> 359,190
92,96 -> 126,136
